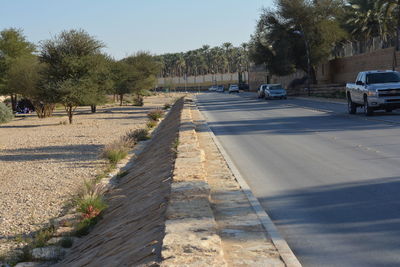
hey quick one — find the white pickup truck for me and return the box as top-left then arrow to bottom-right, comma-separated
346,70 -> 400,116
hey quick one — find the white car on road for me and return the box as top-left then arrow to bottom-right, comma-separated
208,85 -> 217,91
228,84 -> 239,93
264,84 -> 287,99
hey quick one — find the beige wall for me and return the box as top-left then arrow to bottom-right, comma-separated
157,72 -> 248,87
250,47 -> 400,89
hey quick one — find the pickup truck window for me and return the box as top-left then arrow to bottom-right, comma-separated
366,72 -> 400,84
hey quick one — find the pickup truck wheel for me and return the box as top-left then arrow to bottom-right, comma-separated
347,97 -> 357,114
364,97 -> 373,116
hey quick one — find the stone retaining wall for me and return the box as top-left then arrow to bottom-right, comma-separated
161,99 -> 226,266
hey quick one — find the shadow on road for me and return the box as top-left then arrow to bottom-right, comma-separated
197,96 -> 399,135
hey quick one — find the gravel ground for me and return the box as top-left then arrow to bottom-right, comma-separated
0,94 -> 180,257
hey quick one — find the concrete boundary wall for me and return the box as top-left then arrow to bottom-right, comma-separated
250,47 -> 400,90
157,72 -> 248,88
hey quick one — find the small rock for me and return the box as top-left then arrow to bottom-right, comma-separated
31,246 -> 65,261
54,227 -> 75,237
46,237 -> 62,245
51,214 -> 79,228
14,262 -> 42,267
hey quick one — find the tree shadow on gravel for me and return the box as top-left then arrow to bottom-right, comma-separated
0,124 -> 61,128
0,144 -> 102,162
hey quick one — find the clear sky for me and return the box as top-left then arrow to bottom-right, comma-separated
1,0 -> 273,59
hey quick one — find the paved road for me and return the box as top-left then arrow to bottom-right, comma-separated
196,92 -> 400,267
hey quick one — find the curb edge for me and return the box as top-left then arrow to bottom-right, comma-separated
195,97 -> 302,267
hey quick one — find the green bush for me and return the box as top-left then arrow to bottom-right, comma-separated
101,138 -> 133,165
31,227 -> 55,248
147,109 -> 164,121
146,120 -> 157,129
132,96 -> 144,106
74,181 -> 107,237
126,128 -> 150,143
75,217 -> 99,237
106,150 -> 128,165
163,103 -> 171,110
139,89 -> 153,96
0,102 -> 13,124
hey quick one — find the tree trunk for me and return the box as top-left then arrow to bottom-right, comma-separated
90,105 -> 97,113
119,94 -> 123,106
310,66 -> 317,84
65,105 -> 73,124
10,94 -> 17,112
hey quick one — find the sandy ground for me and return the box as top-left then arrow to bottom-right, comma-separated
0,94 -> 180,257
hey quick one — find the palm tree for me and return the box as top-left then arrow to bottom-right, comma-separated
345,0 -> 383,42
377,0 -> 400,47
222,42 -> 233,73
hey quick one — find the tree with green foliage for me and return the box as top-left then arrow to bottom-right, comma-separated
112,52 -> 159,106
249,0 -> 347,83
39,29 -> 108,123
111,60 -> 132,106
0,102 -> 13,124
4,55 -> 52,117
0,28 -> 35,111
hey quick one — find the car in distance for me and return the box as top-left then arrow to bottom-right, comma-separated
257,84 -> 269,98
216,85 -> 224,92
208,85 -> 217,91
228,84 -> 240,93
264,84 -> 287,99
346,70 -> 400,116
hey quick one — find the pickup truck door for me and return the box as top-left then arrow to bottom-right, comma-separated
354,73 -> 366,103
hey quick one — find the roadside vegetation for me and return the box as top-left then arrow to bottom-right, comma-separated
1,96 -> 178,265
0,28 -> 160,123
0,102 -> 13,124
248,0 -> 400,83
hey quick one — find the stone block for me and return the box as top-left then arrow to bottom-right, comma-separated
31,246 -> 66,261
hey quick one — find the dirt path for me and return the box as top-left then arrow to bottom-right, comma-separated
0,95 -> 177,257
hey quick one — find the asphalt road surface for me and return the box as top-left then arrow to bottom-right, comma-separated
196,92 -> 400,267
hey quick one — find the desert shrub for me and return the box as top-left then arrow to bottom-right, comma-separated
125,128 -> 150,143
146,120 -> 157,129
75,217 -> 99,237
172,138 -> 179,155
74,181 -> 107,236
106,150 -> 128,165
163,103 -> 171,110
0,102 -> 13,124
139,89 -> 152,96
147,109 -> 164,121
132,96 -> 144,106
31,227 -> 55,248
101,138 -> 133,165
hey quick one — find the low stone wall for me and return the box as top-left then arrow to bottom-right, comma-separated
161,99 -> 226,266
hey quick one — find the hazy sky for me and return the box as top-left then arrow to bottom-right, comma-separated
1,0 -> 274,59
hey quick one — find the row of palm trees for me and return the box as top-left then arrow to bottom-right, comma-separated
155,42 -> 250,78
156,1 -> 399,79
345,0 -> 400,45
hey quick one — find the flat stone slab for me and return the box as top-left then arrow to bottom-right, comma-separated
166,198 -> 214,219
31,246 -> 66,261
